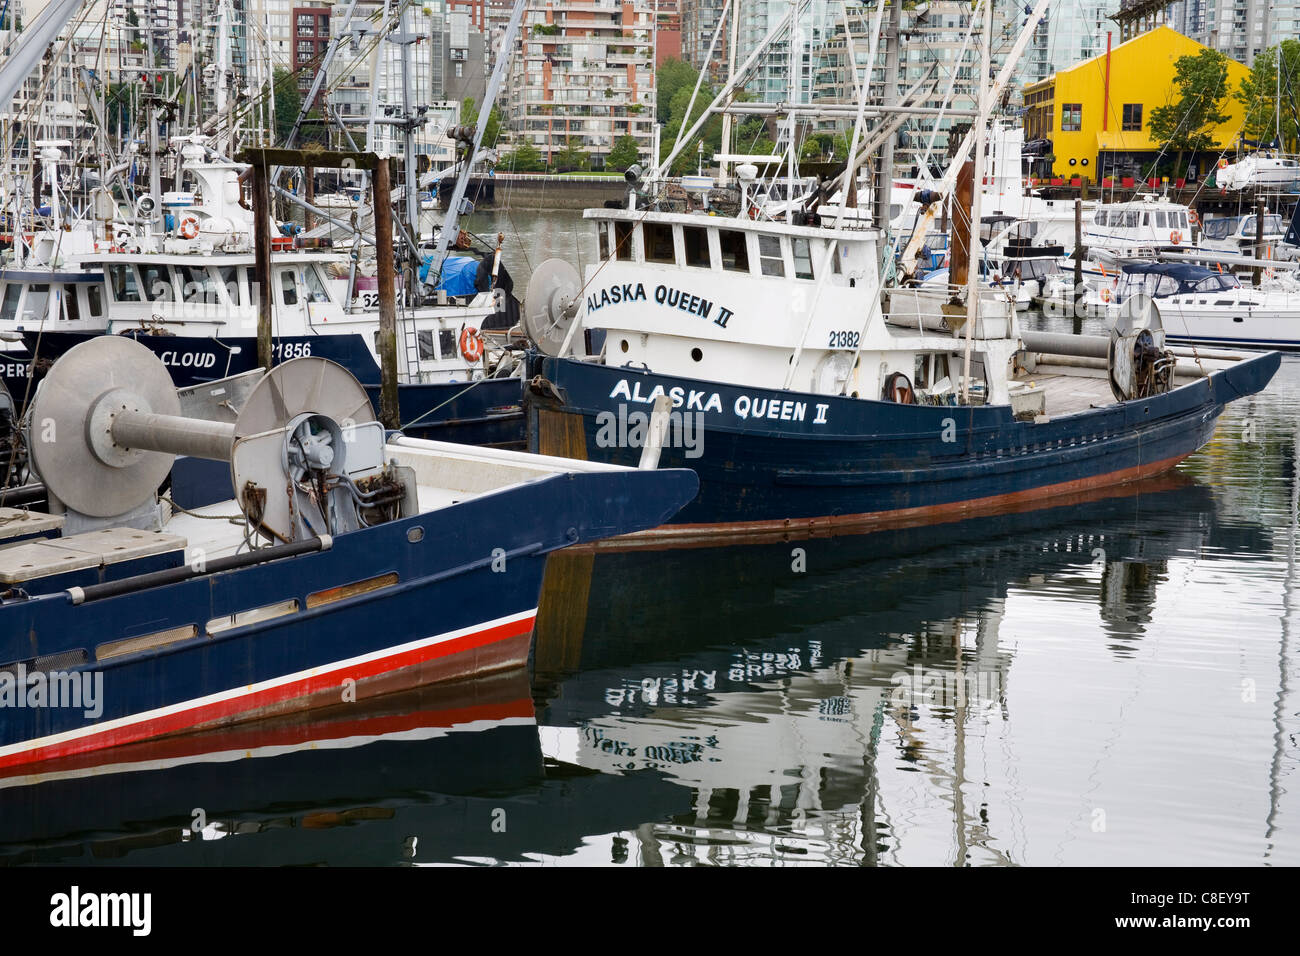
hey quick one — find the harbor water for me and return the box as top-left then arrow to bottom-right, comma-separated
1,210 -> 1297,867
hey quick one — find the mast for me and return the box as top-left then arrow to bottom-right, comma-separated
874,0 -> 902,252
960,0 -> 993,406
425,0 -> 528,283
719,0 -> 740,186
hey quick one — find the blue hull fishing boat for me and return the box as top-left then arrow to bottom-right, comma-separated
0,337 -> 696,772
529,341 -> 1277,538
518,0 -> 1279,543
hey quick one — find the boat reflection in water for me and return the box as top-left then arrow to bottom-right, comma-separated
531,471 -> 1273,865
0,669 -> 690,866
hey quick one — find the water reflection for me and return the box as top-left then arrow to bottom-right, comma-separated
531,466 -> 1285,865
0,671 -> 688,866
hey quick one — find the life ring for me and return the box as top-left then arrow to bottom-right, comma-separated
1188,209 -> 1199,227
178,216 -> 200,240
882,371 -> 916,405
459,326 -> 484,363
1219,158 -> 1228,169
1170,229 -> 1182,245
1100,287 -> 1112,303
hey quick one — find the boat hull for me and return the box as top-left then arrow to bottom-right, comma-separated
526,351 -> 1280,540
0,465 -> 699,770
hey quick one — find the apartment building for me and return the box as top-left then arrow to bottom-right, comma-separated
504,0 -> 656,167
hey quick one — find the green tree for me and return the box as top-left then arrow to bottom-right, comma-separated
500,139 -> 545,172
460,96 -> 502,145
552,137 -> 590,172
268,67 -> 302,144
1237,40 -> 1300,151
607,134 -> 641,171
656,57 -> 699,123
800,132 -> 834,161
1149,49 -> 1231,177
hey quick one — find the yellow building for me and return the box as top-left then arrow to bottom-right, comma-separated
1023,25 -> 1250,182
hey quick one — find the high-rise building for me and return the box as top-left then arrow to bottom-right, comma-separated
1122,0 -> 1300,64
680,0 -> 728,82
504,0 -> 656,167
656,0 -> 682,65
1021,2 -> 1110,86
812,1 -> 1025,172
734,0 -> 838,105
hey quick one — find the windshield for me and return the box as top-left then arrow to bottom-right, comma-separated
1202,218 -> 1233,239
1242,215 -> 1285,234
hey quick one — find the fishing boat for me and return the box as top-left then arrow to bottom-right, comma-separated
0,336 -> 697,772
519,0 -> 1279,543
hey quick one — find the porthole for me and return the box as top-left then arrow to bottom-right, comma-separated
620,339 -> 629,353
691,347 -> 703,362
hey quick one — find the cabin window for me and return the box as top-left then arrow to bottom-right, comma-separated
0,285 -> 19,322
758,235 -> 785,277
23,285 -> 50,321
62,286 -> 79,322
179,265 -> 218,303
139,263 -> 174,302
1141,212 -> 1150,227
1121,103 -> 1142,131
417,330 -> 437,360
108,265 -> 141,302
439,329 -> 456,359
303,266 -> 330,303
1124,211 -> 1139,227
280,270 -> 299,305
86,284 -> 104,317
792,238 -> 814,280
1061,103 -> 1082,131
643,222 -> 675,264
218,266 -> 241,305
1095,210 -> 1108,226
1154,211 -> 1167,229
613,220 -> 634,259
683,226 -> 710,268
719,229 -> 750,272
597,224 -> 610,261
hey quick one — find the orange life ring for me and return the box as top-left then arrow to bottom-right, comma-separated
459,326 -> 484,363
178,216 -> 200,239
1188,209 -> 1199,227
1100,287 -> 1112,303
1170,229 -> 1182,245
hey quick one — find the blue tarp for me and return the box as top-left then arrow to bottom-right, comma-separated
421,254 -> 479,295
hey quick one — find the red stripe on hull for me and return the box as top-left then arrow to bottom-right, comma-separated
582,454 -> 1192,551
0,616 -> 535,772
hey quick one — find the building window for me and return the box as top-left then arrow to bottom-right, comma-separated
1122,103 -> 1142,132
1061,103 -> 1082,132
